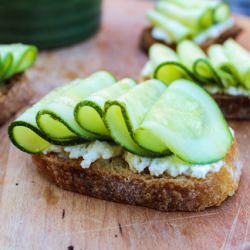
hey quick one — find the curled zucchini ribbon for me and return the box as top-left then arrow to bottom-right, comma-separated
74,78 -> 136,139
134,79 -> 232,164
149,44 -> 195,86
146,0 -> 231,42
104,79 -> 170,157
8,71 -> 116,153
0,44 -> 37,82
149,40 -> 250,90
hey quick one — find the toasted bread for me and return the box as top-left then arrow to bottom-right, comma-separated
0,74 -> 34,125
140,25 -> 242,53
213,94 -> 250,120
32,141 -> 241,212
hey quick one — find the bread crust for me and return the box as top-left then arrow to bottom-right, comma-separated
0,74 -> 34,125
32,142 -> 241,212
139,25 -> 242,53
213,94 -> 250,120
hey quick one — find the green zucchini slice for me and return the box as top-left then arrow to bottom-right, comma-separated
9,121 -> 51,154
135,79 -> 233,164
8,102 -> 51,154
0,44 -> 37,81
104,79 -> 167,156
177,40 -> 207,70
177,40 -> 221,84
0,52 -> 12,82
208,44 -> 239,87
150,44 -> 194,85
74,78 -> 136,139
146,10 -> 193,42
8,84 -> 85,153
36,71 -> 116,141
157,1 -> 213,30
211,2 -> 231,23
160,0 -> 230,24
223,39 -> 250,90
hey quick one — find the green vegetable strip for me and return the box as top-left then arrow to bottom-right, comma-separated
104,80 -> 168,156
150,44 -> 194,85
9,73 -> 233,163
8,106 -> 51,154
166,0 -> 206,8
150,44 -> 179,68
36,71 -> 116,141
205,2 -> 231,23
177,40 -> 221,84
157,1 -> 213,30
147,39 -> 250,90
0,44 -> 37,81
74,78 -> 136,139
0,52 -> 12,82
8,85 -> 84,154
135,79 -> 232,163
177,40 -> 206,70
146,10 -> 194,42
223,39 -> 250,90
208,44 -> 239,87
167,0 -> 231,23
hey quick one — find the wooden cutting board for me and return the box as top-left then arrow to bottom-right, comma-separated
1,1 -> 250,249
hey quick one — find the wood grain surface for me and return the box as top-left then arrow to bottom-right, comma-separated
1,0 -> 250,249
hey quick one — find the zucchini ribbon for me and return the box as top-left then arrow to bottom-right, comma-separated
145,40 -> 250,90
0,44 -> 37,83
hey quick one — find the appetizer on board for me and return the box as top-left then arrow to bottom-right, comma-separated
9,71 -> 241,212
140,0 -> 242,53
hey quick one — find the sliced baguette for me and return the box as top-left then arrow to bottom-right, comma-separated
32,141 -> 241,212
0,74 -> 34,125
139,25 -> 242,53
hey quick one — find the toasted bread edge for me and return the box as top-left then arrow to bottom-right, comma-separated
32,141 -> 241,212
0,74 -> 34,125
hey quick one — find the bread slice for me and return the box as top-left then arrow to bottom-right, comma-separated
32,141 -> 241,212
0,74 -> 34,125
140,25 -> 242,53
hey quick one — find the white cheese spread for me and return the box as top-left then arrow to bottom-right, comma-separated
124,152 -> 225,179
204,85 -> 250,97
193,19 -> 234,44
44,141 -> 122,168
151,27 -> 172,43
43,138 -> 234,179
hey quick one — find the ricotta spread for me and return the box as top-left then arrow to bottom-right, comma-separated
124,152 -> 225,179
43,137 -> 234,179
151,27 -> 172,43
44,141 -> 122,168
193,19 -> 234,45
204,85 -> 250,97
